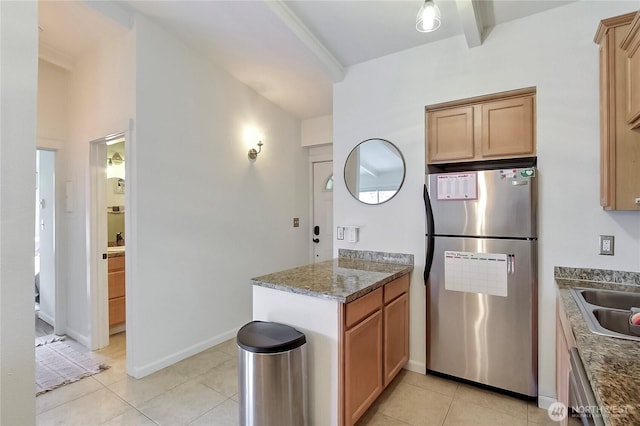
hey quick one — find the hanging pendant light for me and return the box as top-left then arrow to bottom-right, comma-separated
416,0 -> 441,33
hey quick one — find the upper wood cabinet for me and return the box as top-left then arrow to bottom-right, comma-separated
621,11 -> 640,129
426,88 -> 536,164
595,12 -> 640,211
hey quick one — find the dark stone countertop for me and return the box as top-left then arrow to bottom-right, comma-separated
251,250 -> 414,303
556,277 -> 640,426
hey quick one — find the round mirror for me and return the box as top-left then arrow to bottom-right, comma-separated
344,138 -> 406,205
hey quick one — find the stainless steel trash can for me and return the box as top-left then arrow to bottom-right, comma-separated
237,321 -> 308,426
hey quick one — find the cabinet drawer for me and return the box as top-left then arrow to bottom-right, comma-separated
346,288 -> 382,329
384,274 -> 409,304
108,271 -> 125,299
109,296 -> 126,326
108,256 -> 125,272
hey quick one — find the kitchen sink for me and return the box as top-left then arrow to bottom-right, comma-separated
580,289 -> 640,310
570,287 -> 640,342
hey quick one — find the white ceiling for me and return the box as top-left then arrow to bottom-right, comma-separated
38,0 -> 574,120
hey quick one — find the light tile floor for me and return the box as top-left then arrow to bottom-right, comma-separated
36,334 -> 572,425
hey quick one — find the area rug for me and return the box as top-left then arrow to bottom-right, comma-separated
35,335 -> 110,396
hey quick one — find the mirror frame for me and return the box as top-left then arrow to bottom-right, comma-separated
343,138 -> 406,205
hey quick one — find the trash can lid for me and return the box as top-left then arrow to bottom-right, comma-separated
237,321 -> 306,354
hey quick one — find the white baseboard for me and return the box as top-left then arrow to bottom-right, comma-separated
405,359 -> 426,374
64,327 -> 90,348
129,326 -> 241,379
110,323 -> 126,335
37,311 -> 55,327
538,395 -> 556,410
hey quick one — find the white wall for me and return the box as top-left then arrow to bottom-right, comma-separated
37,59 -> 72,334
65,29 -> 134,344
0,1 -> 38,423
333,0 -> 640,405
130,15 -> 310,376
38,59 -> 71,142
301,114 -> 333,147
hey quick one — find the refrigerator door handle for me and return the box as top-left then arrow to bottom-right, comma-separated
507,254 -> 516,275
424,184 -> 435,285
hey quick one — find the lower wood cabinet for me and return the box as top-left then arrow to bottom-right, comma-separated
344,306 -> 383,425
108,255 -> 126,326
342,274 -> 410,426
556,297 -> 575,426
384,292 -> 409,385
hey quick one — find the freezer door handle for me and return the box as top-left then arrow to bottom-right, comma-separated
424,184 -> 435,285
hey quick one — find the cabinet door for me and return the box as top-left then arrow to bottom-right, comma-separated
481,96 -> 534,158
427,106 -> 475,163
109,296 -> 126,326
344,310 -> 383,426
108,271 -> 125,299
600,39 -> 613,208
627,41 -> 640,128
556,307 -> 570,426
622,13 -> 640,128
383,293 -> 409,386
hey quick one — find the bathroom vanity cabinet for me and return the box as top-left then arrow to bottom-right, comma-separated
108,254 -> 126,327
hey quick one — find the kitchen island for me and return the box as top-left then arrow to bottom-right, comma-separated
555,267 -> 640,426
251,249 -> 413,426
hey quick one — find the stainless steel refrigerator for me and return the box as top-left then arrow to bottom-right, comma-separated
424,166 -> 537,397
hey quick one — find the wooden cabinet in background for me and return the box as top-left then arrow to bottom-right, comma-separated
108,255 -> 126,326
426,88 -> 536,164
595,12 -> 640,211
621,11 -> 640,129
342,274 -> 410,426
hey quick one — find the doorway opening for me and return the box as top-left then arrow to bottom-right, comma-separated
35,149 -> 56,338
88,132 -> 128,354
312,161 -> 333,263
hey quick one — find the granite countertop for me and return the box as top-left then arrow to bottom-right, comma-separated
556,267 -> 640,426
251,249 -> 414,303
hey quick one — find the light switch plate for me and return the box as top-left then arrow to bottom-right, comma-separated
336,226 -> 344,240
599,235 -> 614,255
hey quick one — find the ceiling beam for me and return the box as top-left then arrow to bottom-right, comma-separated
265,0 -> 345,82
455,0 -> 484,48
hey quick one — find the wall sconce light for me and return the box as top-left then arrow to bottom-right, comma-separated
248,140 -> 264,160
416,0 -> 441,33
111,152 -> 124,164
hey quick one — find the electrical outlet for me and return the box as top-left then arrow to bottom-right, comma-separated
293,218 -> 299,228
599,235 -> 615,255
336,226 -> 344,240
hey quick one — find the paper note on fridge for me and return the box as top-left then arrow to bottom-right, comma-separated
444,251 -> 508,297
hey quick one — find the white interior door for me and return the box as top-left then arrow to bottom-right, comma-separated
313,161 -> 333,262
